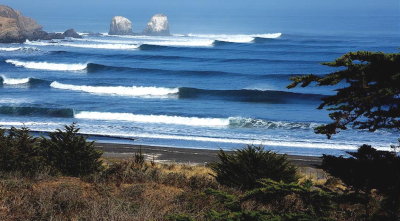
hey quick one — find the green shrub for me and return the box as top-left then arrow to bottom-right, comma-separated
210,145 -> 298,190
40,123 -> 103,176
321,144 -> 400,219
0,127 -> 49,176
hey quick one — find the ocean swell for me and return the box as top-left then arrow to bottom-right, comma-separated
0,106 -> 74,118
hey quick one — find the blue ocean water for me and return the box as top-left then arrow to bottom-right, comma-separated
0,16 -> 399,156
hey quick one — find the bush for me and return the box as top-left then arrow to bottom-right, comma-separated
0,127 -> 49,176
41,123 -> 103,176
210,145 -> 298,190
321,144 -> 400,219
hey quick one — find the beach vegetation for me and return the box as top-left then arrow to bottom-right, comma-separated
210,145 -> 298,190
0,124 -> 103,177
321,144 -> 400,220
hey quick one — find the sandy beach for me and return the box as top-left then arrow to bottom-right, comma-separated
95,142 -> 322,167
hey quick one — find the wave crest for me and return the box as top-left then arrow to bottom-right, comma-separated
5,59 -> 87,71
1,75 -> 30,85
25,40 -> 140,50
50,81 -> 179,98
0,47 -> 39,52
75,111 -> 229,127
75,111 -> 318,129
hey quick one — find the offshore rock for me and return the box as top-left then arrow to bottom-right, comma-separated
63,29 -> 82,38
109,16 -> 133,35
143,14 -> 170,36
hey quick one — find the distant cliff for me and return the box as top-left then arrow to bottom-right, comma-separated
0,5 -> 81,43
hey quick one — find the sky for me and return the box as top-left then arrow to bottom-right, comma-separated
1,0 -> 399,34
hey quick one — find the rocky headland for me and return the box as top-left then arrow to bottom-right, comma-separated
0,5 -> 81,43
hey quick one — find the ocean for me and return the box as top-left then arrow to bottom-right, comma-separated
0,15 -> 399,156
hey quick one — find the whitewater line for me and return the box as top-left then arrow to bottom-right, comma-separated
1,75 -> 30,85
5,59 -> 87,71
50,81 -> 179,97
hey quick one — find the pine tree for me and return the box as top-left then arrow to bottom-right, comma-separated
288,51 -> 400,138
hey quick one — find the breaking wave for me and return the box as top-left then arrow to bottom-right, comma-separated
49,80 -> 322,102
74,111 -> 319,129
0,75 -> 30,85
188,33 -> 282,43
25,40 -> 140,50
5,59 -> 87,71
0,47 -> 39,52
50,81 -> 179,98
0,75 -> 50,86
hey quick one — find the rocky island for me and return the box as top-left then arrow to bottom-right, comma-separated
143,14 -> 170,36
0,5 -> 81,43
108,16 -> 133,35
108,14 -> 170,36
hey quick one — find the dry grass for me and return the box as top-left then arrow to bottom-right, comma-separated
0,158 -> 361,221
0,159 -> 220,221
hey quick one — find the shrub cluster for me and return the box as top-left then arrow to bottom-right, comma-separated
0,124 -> 103,177
210,145 -> 298,190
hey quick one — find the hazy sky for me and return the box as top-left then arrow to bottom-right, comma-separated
1,0 -> 399,34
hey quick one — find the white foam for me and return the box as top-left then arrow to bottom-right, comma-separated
25,40 -> 139,50
188,33 -> 282,43
0,47 -> 38,52
128,133 -> 361,150
75,111 -> 229,127
0,47 -> 22,52
59,42 -> 140,50
145,40 -> 214,47
50,81 -> 179,97
1,75 -> 30,85
76,38 -> 214,47
5,59 -> 87,71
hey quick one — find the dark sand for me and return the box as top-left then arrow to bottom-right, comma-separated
95,142 -> 322,167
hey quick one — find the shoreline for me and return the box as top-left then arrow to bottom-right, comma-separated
95,142 -> 322,167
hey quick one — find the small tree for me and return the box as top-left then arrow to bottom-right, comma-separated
288,51 -> 400,138
288,51 -> 400,219
41,123 -> 103,176
0,127 -> 48,176
210,145 -> 298,190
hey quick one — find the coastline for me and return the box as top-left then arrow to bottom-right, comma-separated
95,142 -> 322,167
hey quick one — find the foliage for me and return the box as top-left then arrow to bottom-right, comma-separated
321,145 -> 400,219
0,124 -> 103,177
41,123 -> 103,176
204,179 -> 337,221
210,145 -> 298,190
0,127 -> 49,176
166,214 -> 195,221
288,51 -> 400,138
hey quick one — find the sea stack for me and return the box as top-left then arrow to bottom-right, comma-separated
0,5 -> 42,43
63,29 -> 82,38
109,16 -> 133,35
143,14 -> 170,36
